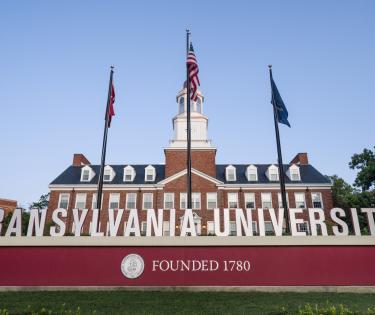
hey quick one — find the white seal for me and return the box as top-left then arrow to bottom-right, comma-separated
121,254 -> 144,279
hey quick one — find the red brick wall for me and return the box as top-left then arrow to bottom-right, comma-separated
164,149 -> 216,177
0,198 -> 17,216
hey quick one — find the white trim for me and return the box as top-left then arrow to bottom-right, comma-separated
261,192 -> 272,209
125,192 -> 137,210
57,193 -> 70,209
144,165 -> 156,182
225,165 -> 236,182
74,193 -> 87,209
311,192 -> 324,209
227,192 -> 238,209
103,165 -> 116,182
206,192 -> 217,209
158,168 -> 224,186
142,193 -> 153,210
163,192 -> 174,210
108,193 -> 120,210
123,165 -> 136,182
80,165 -> 95,182
246,165 -> 258,182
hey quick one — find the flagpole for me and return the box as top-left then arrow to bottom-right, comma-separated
186,29 -> 192,209
268,65 -> 290,234
96,66 -> 114,226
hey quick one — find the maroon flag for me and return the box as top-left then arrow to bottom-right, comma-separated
186,43 -> 200,101
108,83 -> 115,127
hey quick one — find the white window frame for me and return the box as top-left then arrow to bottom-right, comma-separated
163,221 -> 170,236
123,165 -> 136,182
126,193 -> 137,209
287,164 -> 301,181
141,221 -> 147,236
144,165 -> 156,182
206,193 -> 217,209
58,193 -> 70,209
207,221 -> 215,235
80,165 -> 94,182
246,165 -> 258,181
225,165 -> 237,182
142,193 -> 153,210
294,192 -> 306,209
192,193 -> 201,210
244,192 -> 256,209
180,193 -> 187,210
109,193 -> 120,210
265,221 -> 274,233
103,165 -> 115,182
261,193 -> 272,209
267,165 -> 279,181
228,193 -> 238,208
164,193 -> 174,210
278,192 -> 289,208
311,192 -> 324,208
91,193 -> 103,209
75,193 -> 87,209
297,221 -> 310,235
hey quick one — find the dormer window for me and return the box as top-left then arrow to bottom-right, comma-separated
288,164 -> 301,181
145,165 -> 156,182
225,165 -> 236,181
80,165 -> 95,182
267,165 -> 279,181
246,165 -> 258,181
123,165 -> 136,182
103,165 -> 115,182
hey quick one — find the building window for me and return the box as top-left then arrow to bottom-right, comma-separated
297,222 -> 310,235
290,168 -> 300,181
206,193 -> 217,209
144,165 -> 156,182
82,169 -> 90,181
229,221 -> 236,236
246,165 -> 258,181
109,193 -> 120,210
180,193 -> 187,209
267,165 -> 279,181
311,192 -> 323,208
164,193 -> 174,209
123,166 -> 135,182
58,193 -> 70,209
294,192 -> 306,208
125,193 -> 136,209
265,221 -> 274,234
163,221 -> 170,236
142,193 -> 153,209
228,193 -> 238,208
261,193 -> 272,209
244,193 -> 255,209
225,165 -> 236,181
207,221 -> 215,235
252,222 -> 258,235
141,221 -> 147,236
75,193 -> 86,209
179,97 -> 184,114
277,193 -> 289,208
192,193 -> 201,210
91,193 -> 103,209
104,169 -> 111,181
196,98 -> 202,113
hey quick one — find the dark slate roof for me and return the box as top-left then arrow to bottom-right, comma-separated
50,163 -> 331,186
216,164 -> 331,184
50,165 -> 165,185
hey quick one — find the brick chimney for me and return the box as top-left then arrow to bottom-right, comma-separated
290,153 -> 309,165
72,154 -> 91,166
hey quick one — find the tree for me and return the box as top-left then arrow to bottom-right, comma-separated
29,193 -> 50,210
349,146 -> 375,191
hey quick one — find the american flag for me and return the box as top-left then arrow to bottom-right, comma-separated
186,43 -> 200,101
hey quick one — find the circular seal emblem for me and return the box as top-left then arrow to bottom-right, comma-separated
121,254 -> 144,279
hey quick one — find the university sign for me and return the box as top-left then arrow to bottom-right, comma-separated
1,207 -> 375,237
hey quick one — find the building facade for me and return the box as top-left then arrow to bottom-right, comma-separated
46,84 -> 333,236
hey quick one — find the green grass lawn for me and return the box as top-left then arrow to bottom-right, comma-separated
0,291 -> 374,315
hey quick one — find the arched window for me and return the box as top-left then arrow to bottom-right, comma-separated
196,98 -> 202,113
179,97 -> 185,114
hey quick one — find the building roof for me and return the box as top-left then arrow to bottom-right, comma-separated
50,163 -> 331,186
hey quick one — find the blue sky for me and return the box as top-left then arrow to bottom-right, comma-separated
0,0 -> 374,207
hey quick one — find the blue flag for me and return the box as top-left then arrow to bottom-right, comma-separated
271,76 -> 291,127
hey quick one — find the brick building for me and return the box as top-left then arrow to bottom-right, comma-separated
0,198 -> 17,216
46,84 -> 332,236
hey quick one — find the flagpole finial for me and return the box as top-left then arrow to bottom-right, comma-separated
268,64 -> 272,69
110,65 -> 114,70
186,29 -> 190,34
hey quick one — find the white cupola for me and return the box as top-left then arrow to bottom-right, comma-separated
168,82 -> 213,149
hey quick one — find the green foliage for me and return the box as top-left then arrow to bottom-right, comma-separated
0,304 -> 94,315
29,193 -> 50,211
273,303 -> 375,315
1,211 -> 30,236
349,146 -> 375,191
